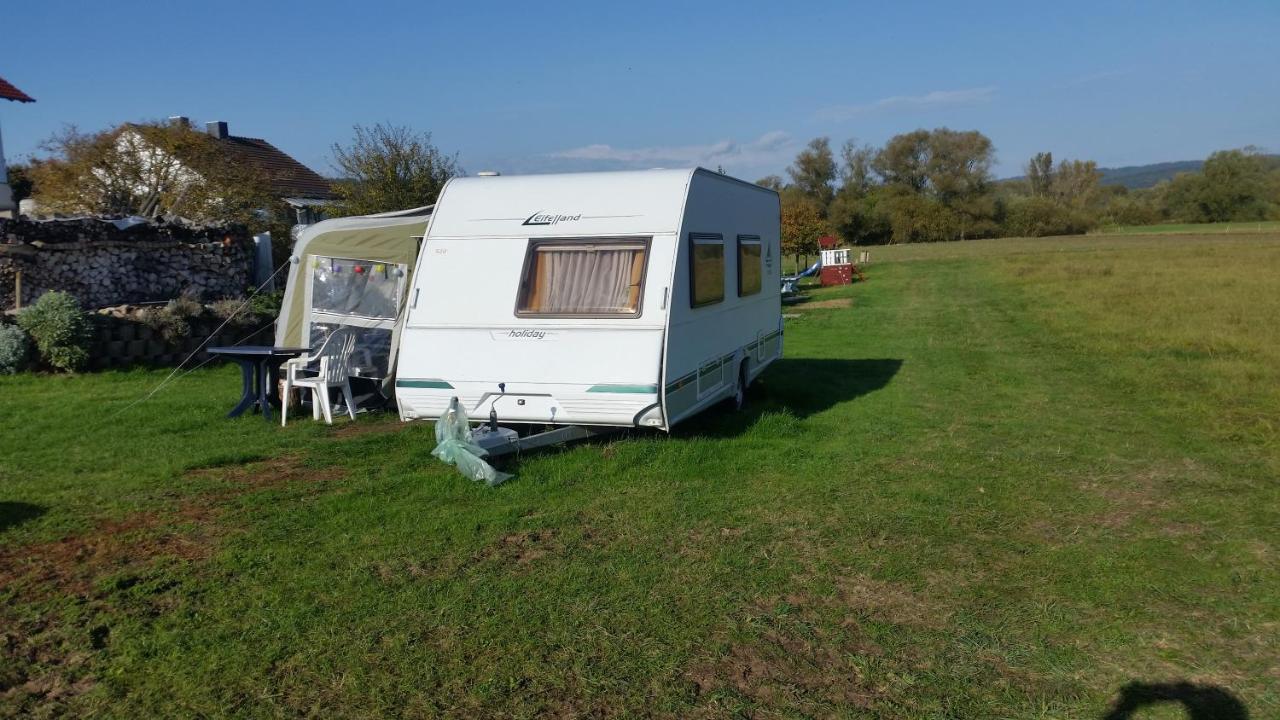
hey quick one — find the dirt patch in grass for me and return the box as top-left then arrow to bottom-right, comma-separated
485,528 -> 562,566
1074,460 -> 1213,533
0,514 -> 206,601
685,591 -> 890,714
2,455 -> 348,598
0,455 -> 346,715
793,298 -> 854,310
832,574 -> 951,629
184,454 -> 347,497
328,418 -> 407,439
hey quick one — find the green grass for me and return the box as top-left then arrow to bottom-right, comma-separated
1094,220 -> 1280,236
2,233 -> 1278,718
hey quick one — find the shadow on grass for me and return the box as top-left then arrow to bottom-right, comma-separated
674,358 -> 903,439
0,501 -> 46,533
1101,681 -> 1248,720
483,359 -> 902,479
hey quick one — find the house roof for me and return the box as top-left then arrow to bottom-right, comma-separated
0,75 -> 35,103
216,135 -> 335,201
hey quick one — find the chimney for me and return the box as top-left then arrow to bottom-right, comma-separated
168,115 -> 191,128
206,121 -> 229,140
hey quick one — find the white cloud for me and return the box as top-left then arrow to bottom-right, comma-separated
549,130 -> 795,170
816,86 -> 997,121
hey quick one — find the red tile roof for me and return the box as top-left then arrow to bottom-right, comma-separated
0,75 -> 35,103
217,135 -> 335,200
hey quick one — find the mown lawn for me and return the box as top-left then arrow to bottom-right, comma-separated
2,233 -> 1277,718
1093,220 -> 1280,236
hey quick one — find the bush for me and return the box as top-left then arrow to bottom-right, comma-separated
17,291 -> 92,372
1003,196 -> 1097,237
142,298 -> 205,343
247,290 -> 283,318
210,298 -> 254,325
0,323 -> 33,374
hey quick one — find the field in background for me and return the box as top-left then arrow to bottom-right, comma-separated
2,233 -> 1278,718
1093,220 -> 1280,235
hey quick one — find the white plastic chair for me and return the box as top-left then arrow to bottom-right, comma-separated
281,328 -> 358,426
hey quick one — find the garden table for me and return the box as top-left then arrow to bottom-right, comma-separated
206,346 -> 310,421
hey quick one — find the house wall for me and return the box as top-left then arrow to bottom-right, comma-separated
0,217 -> 253,310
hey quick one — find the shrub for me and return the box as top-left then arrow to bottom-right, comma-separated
142,298 -> 205,343
17,291 -> 92,372
1003,196 -> 1097,237
0,323 -> 33,374
210,297 -> 256,325
247,289 -> 284,318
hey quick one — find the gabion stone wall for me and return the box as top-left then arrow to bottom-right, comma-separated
0,217 -> 254,310
87,305 -> 272,370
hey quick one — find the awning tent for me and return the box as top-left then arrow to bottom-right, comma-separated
274,206 -> 432,397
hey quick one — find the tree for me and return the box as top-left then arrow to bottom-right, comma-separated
1197,148 -> 1270,221
1026,152 -> 1053,197
829,185 -> 893,245
6,162 -> 34,204
924,128 -> 994,204
780,190 -> 829,264
755,175 -> 784,191
839,140 -> 877,197
786,137 -> 837,211
329,123 -> 462,216
873,130 -> 931,192
867,128 -> 997,242
1052,159 -> 1101,208
1004,195 -> 1096,237
29,121 -> 273,225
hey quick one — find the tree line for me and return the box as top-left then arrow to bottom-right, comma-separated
766,131 -> 1280,255
12,118 -> 1278,259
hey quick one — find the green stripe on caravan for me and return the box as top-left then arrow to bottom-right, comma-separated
665,372 -> 696,392
395,379 -> 455,389
586,384 -> 659,394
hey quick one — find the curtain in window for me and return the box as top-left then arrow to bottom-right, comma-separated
521,245 -> 646,315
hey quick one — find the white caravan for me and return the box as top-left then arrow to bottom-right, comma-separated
395,168 -> 782,435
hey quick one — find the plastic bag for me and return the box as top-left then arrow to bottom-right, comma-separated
431,397 -> 512,487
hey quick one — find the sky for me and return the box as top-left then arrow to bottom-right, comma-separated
3,1 -> 1278,181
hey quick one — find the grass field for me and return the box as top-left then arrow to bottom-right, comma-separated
1093,220 -> 1280,236
2,232 -> 1278,718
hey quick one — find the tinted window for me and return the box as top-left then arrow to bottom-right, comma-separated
689,233 -> 725,307
737,235 -> 762,296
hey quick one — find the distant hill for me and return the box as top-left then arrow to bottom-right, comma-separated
1004,156 -> 1279,190
1097,160 -> 1203,189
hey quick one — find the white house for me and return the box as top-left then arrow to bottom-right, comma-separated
0,74 -> 36,218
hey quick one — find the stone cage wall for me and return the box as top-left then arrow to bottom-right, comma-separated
0,217 -> 255,311
86,307 -> 273,370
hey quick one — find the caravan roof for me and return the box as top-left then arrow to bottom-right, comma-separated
427,168 -> 775,240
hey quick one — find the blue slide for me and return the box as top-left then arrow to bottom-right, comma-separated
781,259 -> 821,295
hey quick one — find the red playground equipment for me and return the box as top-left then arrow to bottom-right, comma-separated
818,235 -> 854,286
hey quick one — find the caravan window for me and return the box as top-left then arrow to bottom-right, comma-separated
689,233 -> 724,308
516,238 -> 649,317
737,235 -> 762,296
311,257 -> 403,319
306,256 -> 407,379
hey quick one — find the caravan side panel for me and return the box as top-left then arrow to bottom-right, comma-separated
662,171 -> 782,426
